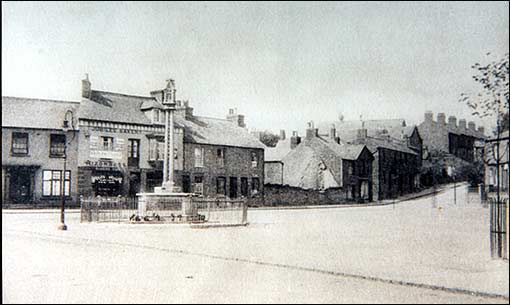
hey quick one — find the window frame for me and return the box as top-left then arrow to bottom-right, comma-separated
194,147 -> 205,168
101,136 -> 114,151
49,134 -> 66,158
42,170 -> 71,197
11,132 -> 29,155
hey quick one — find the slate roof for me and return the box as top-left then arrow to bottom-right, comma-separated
2,96 -> 80,130
174,115 -> 265,149
80,90 -> 265,149
318,119 -> 406,132
281,143 -> 340,189
80,90 -> 154,125
264,138 -> 292,161
363,136 -> 418,155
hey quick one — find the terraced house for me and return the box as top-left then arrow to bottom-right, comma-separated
77,76 -> 265,202
2,97 -> 80,207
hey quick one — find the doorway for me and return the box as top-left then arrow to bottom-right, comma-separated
9,167 -> 33,204
229,177 -> 238,198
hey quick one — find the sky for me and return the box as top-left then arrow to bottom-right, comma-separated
2,1 -> 509,134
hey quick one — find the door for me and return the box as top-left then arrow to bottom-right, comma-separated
241,177 -> 248,197
182,175 -> 191,193
229,177 -> 238,198
9,167 -> 32,203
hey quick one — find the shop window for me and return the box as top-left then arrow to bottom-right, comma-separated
50,134 -> 66,157
11,132 -> 29,155
42,170 -> 70,197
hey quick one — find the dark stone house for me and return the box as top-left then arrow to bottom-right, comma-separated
2,97 -> 80,207
319,119 -> 423,201
265,123 -> 374,203
77,76 -> 265,201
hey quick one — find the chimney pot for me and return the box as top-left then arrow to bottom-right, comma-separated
468,121 -> 476,130
425,111 -> 433,123
437,113 -> 446,125
448,116 -> 457,128
81,74 -> 91,99
279,130 -> 286,140
458,119 -> 467,129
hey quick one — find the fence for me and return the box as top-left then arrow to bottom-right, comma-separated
489,196 -> 509,260
192,197 -> 248,226
80,195 -> 248,226
80,196 -> 138,223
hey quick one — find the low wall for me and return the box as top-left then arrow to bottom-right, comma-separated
263,184 -> 355,207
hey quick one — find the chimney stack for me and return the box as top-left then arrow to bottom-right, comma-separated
305,121 -> 318,140
226,108 -> 246,128
183,100 -> 193,119
437,113 -> 446,125
425,111 -> 433,123
478,126 -> 485,135
290,131 -> 301,149
82,73 -> 91,99
468,121 -> 476,131
448,116 -> 457,128
357,128 -> 368,142
458,119 -> 467,129
279,130 -> 286,140
329,124 -> 336,140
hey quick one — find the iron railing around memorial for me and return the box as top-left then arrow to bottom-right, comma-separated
80,196 -> 138,223
80,195 -> 248,226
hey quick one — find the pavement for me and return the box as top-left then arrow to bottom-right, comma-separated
2,183 -> 509,303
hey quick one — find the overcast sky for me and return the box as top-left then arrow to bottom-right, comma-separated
2,1 -> 509,134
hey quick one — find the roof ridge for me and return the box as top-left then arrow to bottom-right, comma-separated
2,96 -> 80,104
92,90 -> 155,100
194,115 -> 232,123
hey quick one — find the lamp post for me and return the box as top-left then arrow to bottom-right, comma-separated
58,109 -> 75,230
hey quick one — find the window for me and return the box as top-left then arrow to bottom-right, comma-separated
128,139 -> 140,158
193,176 -> 203,195
217,148 -> 225,167
102,136 -> 114,151
216,177 -> 226,195
194,147 -> 204,167
251,152 -> 258,168
11,132 -> 28,155
128,139 -> 140,167
251,177 -> 260,195
149,138 -> 165,161
50,134 -> 66,157
42,170 -> 70,196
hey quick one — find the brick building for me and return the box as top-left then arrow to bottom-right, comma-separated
318,119 -> 423,200
77,76 -> 265,200
2,97 -> 80,207
418,111 -> 485,162
265,123 -> 374,203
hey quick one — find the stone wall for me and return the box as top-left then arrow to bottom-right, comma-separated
263,184 -> 355,206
